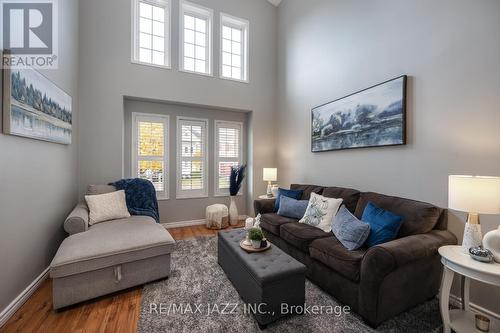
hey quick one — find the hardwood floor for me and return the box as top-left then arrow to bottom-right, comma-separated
0,221 -> 245,333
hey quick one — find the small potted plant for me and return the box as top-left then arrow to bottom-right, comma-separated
248,227 -> 264,249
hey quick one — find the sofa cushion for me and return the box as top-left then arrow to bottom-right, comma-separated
309,236 -> 366,282
280,222 -> 332,253
322,186 -> 360,213
290,184 -> 324,200
354,192 -> 443,237
50,216 -> 175,278
260,213 -> 297,236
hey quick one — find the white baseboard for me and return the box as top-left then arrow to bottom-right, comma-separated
449,294 -> 500,320
0,267 -> 50,328
162,219 -> 206,229
162,215 -> 249,229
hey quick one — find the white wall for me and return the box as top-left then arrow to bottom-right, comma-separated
277,0 -> 500,314
0,0 -> 79,312
78,0 -> 278,214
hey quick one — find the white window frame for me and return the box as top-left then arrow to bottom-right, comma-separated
176,117 -> 209,199
220,13 -> 249,83
131,112 -> 170,200
214,121 -> 244,197
131,0 -> 172,69
179,0 -> 213,76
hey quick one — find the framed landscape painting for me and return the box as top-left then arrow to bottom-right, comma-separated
311,75 -> 406,152
2,65 -> 72,144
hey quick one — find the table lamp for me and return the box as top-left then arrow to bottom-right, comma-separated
263,168 -> 277,197
448,175 -> 500,254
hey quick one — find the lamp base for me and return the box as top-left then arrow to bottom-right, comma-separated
266,181 -> 273,197
462,222 -> 482,254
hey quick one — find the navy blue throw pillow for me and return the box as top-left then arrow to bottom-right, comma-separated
362,202 -> 403,247
277,196 -> 309,219
275,188 -> 303,211
331,205 -> 370,250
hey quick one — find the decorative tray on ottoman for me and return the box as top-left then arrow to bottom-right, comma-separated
239,240 -> 271,253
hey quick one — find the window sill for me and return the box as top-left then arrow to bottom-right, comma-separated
179,68 -> 214,78
176,194 -> 209,200
157,197 -> 169,201
220,75 -> 249,84
213,192 -> 244,197
131,60 -> 172,70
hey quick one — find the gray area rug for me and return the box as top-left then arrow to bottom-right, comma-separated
138,236 -> 442,333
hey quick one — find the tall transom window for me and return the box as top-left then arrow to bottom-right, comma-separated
180,1 -> 213,75
132,0 -> 170,67
220,13 -> 249,82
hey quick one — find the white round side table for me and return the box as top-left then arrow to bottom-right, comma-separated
439,245 -> 500,333
258,195 -> 275,199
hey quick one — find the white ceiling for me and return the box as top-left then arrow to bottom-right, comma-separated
267,0 -> 282,7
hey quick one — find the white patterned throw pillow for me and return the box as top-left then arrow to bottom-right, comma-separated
85,190 -> 131,225
299,192 -> 343,232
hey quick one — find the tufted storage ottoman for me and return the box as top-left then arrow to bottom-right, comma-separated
217,229 -> 306,328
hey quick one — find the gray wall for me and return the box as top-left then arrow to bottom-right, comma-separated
123,98 -> 249,223
277,0 -> 500,314
78,0 -> 278,214
0,0 -> 79,312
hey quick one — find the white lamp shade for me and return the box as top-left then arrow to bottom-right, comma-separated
263,168 -> 277,182
448,175 -> 500,214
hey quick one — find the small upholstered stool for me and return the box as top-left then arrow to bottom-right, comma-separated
206,204 -> 229,230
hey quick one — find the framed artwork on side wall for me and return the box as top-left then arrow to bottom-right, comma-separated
2,54 -> 72,144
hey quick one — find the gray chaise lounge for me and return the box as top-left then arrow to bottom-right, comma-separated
50,185 -> 175,309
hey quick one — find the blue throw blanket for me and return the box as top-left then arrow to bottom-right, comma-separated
110,178 -> 160,223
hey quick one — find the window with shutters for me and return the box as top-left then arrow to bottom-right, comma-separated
180,1 -> 213,76
177,117 -> 208,198
220,13 -> 249,82
215,121 -> 243,196
132,0 -> 171,68
132,113 -> 169,199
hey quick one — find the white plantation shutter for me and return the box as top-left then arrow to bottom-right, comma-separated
177,117 -> 208,198
132,113 -> 169,199
215,121 -> 243,196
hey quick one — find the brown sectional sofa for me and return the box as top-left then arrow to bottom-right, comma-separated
254,184 -> 457,327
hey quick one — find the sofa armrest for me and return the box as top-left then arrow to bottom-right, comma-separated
253,198 -> 276,215
359,229 -> 457,325
362,230 -> 457,279
64,202 -> 89,235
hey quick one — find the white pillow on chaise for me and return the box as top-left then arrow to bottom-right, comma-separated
85,190 -> 130,225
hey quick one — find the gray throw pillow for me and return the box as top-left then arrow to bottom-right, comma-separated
331,205 -> 370,250
277,196 -> 309,219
